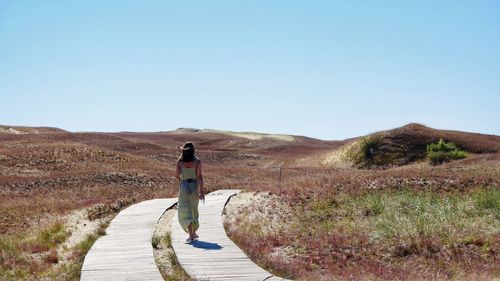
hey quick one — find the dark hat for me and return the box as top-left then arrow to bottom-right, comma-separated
181,142 -> 195,150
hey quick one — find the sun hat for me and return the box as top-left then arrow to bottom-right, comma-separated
181,142 -> 195,150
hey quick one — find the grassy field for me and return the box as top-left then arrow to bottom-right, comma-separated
0,124 -> 498,280
225,155 -> 499,280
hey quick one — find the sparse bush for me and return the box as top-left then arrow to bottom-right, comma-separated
86,204 -> 113,221
73,234 -> 98,262
360,193 -> 384,216
0,236 -> 25,271
97,221 -> 109,236
22,222 -> 70,254
360,135 -> 380,161
114,198 -> 133,210
39,223 -> 70,247
427,139 -> 467,164
87,199 -> 133,221
44,263 -> 81,281
344,134 -> 382,167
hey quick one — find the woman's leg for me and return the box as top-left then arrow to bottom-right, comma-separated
188,223 -> 194,238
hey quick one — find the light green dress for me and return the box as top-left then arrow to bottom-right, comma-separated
177,159 -> 200,233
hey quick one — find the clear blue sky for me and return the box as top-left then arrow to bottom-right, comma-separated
1,1 -> 499,140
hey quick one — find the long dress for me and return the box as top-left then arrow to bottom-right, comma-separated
177,159 -> 200,233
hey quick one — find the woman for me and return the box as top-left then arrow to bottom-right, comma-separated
175,142 -> 205,243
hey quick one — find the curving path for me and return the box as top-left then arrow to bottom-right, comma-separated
171,189 -> 291,281
81,198 -> 177,281
81,191 -> 291,281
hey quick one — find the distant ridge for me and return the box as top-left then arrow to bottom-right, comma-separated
2,123 -> 499,170
0,124 -> 67,134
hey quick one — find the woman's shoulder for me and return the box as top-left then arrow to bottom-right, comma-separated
194,156 -> 201,164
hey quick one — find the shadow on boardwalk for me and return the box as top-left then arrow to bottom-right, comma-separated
190,240 -> 223,250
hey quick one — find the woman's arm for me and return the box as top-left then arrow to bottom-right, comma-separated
175,161 -> 181,181
196,160 -> 205,199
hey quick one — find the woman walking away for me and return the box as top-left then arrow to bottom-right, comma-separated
175,142 -> 205,243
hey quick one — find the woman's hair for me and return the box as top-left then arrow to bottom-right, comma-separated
178,142 -> 195,162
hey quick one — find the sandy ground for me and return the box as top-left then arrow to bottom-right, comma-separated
201,129 -> 295,142
57,208 -> 112,263
226,132 -> 295,142
224,191 -> 297,264
223,191 -> 292,235
2,127 -> 27,134
320,141 -> 356,167
152,207 -> 178,278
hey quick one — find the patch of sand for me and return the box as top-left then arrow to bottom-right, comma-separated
152,207 -> 177,278
226,132 -> 295,142
320,141 -> 357,167
223,191 -> 297,272
223,191 -> 292,236
3,127 -> 27,134
202,129 -> 295,142
57,208 -> 112,263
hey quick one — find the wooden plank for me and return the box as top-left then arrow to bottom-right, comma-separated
81,198 -> 177,281
171,189 -> 292,281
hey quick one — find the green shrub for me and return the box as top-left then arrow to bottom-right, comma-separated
346,134 -> 382,167
426,139 -> 467,164
22,222 -> 70,254
361,193 -> 384,216
360,135 -> 380,160
73,234 -> 98,263
38,223 -> 70,247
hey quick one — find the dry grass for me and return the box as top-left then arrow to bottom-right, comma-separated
226,158 -> 499,280
0,125 -> 498,280
227,189 -> 498,280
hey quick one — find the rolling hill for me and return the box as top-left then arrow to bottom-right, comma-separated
319,123 -> 500,168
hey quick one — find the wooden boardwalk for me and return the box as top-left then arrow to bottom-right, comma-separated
171,189 -> 291,281
81,198 -> 177,281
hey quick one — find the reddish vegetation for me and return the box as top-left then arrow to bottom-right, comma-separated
380,123 -> 499,154
0,124 -> 499,280
0,127 -> 343,234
